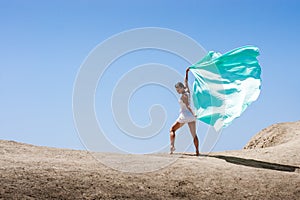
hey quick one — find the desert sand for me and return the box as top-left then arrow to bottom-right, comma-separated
1,121 -> 300,199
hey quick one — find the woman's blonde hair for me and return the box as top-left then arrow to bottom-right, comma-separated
175,82 -> 185,89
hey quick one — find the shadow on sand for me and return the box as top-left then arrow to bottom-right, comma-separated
180,153 -> 299,172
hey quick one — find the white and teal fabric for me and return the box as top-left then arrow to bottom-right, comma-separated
189,46 -> 261,131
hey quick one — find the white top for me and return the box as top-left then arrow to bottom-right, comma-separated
178,92 -> 190,112
176,91 -> 196,123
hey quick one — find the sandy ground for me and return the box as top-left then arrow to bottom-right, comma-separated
1,121 -> 300,199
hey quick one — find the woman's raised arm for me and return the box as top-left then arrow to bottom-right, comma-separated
184,67 -> 190,93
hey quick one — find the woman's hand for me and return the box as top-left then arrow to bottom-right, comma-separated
186,67 -> 190,73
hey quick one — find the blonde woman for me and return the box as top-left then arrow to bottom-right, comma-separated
170,68 -> 199,156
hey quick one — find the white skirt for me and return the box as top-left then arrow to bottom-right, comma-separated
176,110 -> 196,123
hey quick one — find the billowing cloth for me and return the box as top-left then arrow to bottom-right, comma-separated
189,46 -> 261,131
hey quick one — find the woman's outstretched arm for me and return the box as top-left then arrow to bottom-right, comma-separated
184,67 -> 190,93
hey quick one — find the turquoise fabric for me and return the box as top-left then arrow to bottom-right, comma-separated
189,46 -> 261,131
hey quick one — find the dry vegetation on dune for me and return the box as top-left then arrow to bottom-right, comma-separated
1,121 -> 300,199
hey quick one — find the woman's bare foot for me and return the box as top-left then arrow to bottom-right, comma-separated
196,150 -> 200,156
170,146 -> 176,154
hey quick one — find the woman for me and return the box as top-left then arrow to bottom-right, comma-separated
170,67 -> 199,156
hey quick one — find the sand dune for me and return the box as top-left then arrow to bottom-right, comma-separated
1,121 -> 300,199
214,121 -> 300,167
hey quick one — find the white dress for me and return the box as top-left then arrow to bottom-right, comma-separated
176,92 -> 196,123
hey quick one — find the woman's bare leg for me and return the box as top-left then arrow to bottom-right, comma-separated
170,121 -> 184,154
188,121 -> 199,156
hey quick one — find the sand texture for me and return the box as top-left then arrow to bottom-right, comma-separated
1,121 -> 300,199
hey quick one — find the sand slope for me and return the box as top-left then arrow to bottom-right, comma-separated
1,121 -> 300,199
218,121 -> 300,167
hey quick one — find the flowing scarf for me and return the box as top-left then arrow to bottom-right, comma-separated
189,45 -> 261,131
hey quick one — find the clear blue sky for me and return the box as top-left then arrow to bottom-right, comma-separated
1,0 -> 299,152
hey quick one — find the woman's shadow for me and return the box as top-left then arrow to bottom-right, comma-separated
181,153 -> 299,172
